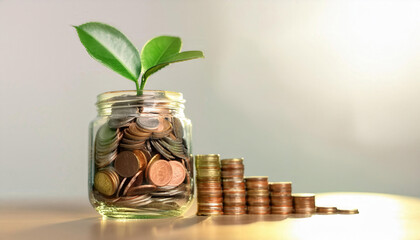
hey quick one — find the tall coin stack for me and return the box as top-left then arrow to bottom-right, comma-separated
269,182 -> 293,214
221,158 -> 246,215
195,154 -> 223,216
293,193 -> 316,214
245,176 -> 271,214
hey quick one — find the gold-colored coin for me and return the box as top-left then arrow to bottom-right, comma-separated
337,208 -> 359,214
94,168 -> 119,196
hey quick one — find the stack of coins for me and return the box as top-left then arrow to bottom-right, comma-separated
195,154 -> 223,216
293,193 -> 316,214
316,206 -> 338,214
270,182 -> 293,214
245,176 -> 270,214
221,158 -> 246,215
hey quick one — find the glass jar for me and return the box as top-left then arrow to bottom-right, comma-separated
88,90 -> 194,219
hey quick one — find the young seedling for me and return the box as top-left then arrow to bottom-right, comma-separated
74,22 -> 204,95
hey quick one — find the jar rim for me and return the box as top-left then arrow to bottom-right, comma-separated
96,90 -> 185,105
95,90 -> 185,116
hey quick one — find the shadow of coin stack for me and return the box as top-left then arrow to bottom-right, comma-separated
292,193 -> 316,214
221,158 -> 246,215
195,154 -> 223,216
269,182 -> 293,214
245,176 -> 271,214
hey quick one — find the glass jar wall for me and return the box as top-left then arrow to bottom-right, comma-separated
88,90 -> 194,219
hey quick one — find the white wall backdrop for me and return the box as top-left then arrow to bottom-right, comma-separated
1,0 -> 420,199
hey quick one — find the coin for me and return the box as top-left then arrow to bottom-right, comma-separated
133,150 -> 148,171
136,116 -> 160,131
126,185 -> 157,196
245,176 -> 269,189
269,182 -> 292,192
247,206 -> 271,215
317,206 -> 338,214
337,208 -> 359,214
116,177 -> 128,197
108,116 -> 135,129
114,151 -> 142,178
115,194 -> 152,207
172,117 -> 184,139
223,205 -> 247,215
167,161 -> 186,187
122,170 -> 144,196
271,206 -> 293,214
94,168 -> 120,197
150,140 -> 175,160
147,160 -> 173,186
145,153 -> 161,178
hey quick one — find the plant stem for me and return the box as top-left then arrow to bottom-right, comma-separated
135,79 -> 141,96
139,77 -> 147,92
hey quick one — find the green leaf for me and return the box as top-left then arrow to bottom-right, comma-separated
140,36 -> 182,75
142,51 -> 204,81
74,22 -> 141,81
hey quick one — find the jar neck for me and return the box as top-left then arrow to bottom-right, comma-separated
96,90 -> 186,117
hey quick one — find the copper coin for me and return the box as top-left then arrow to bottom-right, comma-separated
245,176 -> 268,182
133,150 -> 148,171
247,206 -> 271,214
126,185 -> 157,196
197,193 -> 223,198
269,182 -> 292,191
145,153 -> 161,178
197,197 -> 223,203
221,158 -> 243,164
116,177 -> 128,197
197,181 -> 222,188
247,189 -> 270,195
167,161 -> 186,187
122,170 -> 144,196
271,192 -> 292,197
317,206 -> 338,214
147,160 -> 172,186
114,151 -> 141,178
222,181 -> 245,188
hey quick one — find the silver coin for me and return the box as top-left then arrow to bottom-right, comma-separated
108,116 -> 135,129
146,140 -> 152,153
163,136 -> 182,145
111,106 -> 139,116
150,140 -> 175,160
97,124 -> 117,141
136,116 -> 160,131
172,117 -> 184,139
157,139 -> 186,159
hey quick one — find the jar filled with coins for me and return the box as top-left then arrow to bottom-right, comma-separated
88,90 -> 194,218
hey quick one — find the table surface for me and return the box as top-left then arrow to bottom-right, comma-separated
1,192 -> 420,240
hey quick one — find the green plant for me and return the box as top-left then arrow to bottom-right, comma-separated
74,22 -> 204,95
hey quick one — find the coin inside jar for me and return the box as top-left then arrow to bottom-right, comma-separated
126,185 -> 157,196
114,151 -> 143,177
147,160 -> 173,186
136,116 -> 160,131
167,161 -> 186,187
94,168 -> 120,196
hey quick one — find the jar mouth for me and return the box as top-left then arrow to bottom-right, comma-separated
96,90 -> 185,116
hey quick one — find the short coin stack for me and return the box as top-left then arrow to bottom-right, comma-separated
293,193 -> 316,214
245,176 -> 270,214
269,182 -> 293,214
221,158 -> 246,215
316,206 -> 338,214
195,154 -> 223,216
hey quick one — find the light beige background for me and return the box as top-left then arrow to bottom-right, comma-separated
0,0 -> 419,199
